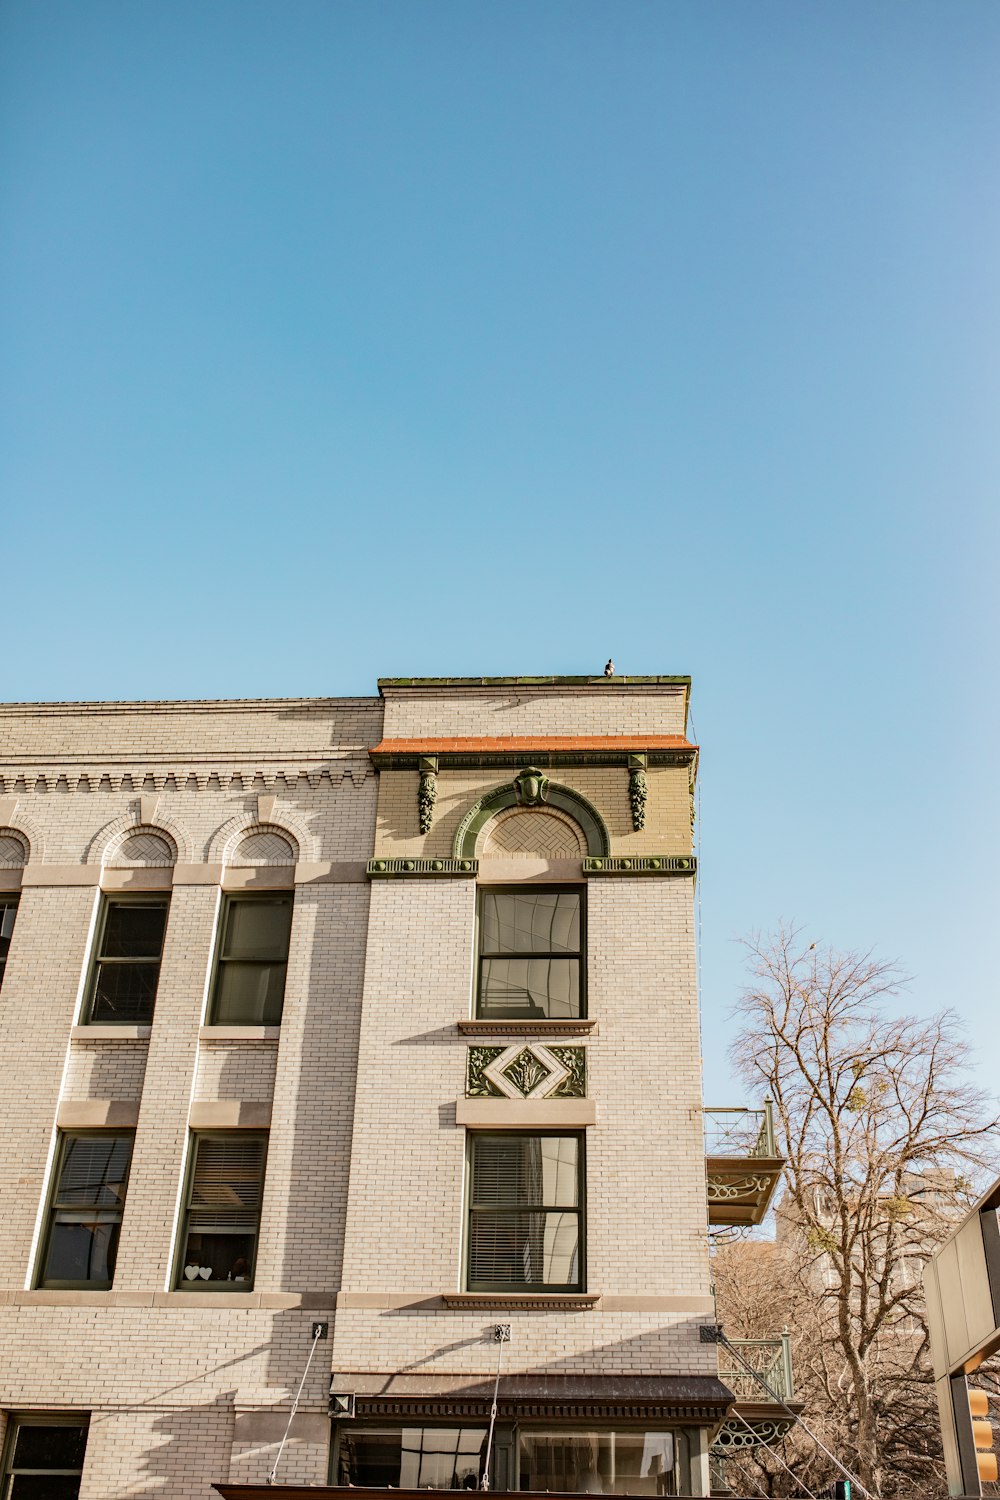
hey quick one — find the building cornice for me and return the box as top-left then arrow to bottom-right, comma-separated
370,735 -> 697,770
378,675 -> 690,690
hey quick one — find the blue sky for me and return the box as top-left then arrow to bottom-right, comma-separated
2,1 -> 998,1103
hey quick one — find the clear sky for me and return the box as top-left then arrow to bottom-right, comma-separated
2,1 -> 998,1105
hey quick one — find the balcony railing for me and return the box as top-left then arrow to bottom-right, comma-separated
717,1331 -> 794,1404
703,1101 -> 776,1159
704,1100 -> 783,1226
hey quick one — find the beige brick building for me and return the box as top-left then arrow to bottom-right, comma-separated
0,675 -> 779,1498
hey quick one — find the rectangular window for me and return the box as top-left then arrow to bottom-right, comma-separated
38,1133 -> 133,1289
517,1428 -> 694,1495
467,1132 -> 583,1292
209,894 -> 293,1025
85,896 -> 169,1025
177,1132 -> 267,1289
0,896 -> 19,991
336,1426 -> 489,1489
477,889 -> 583,1020
1,1416 -> 89,1499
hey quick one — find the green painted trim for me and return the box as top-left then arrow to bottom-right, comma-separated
367,857 -> 478,878
584,855 -> 696,875
550,1046 -> 587,1098
379,675 -> 691,690
466,1046 -> 506,1097
454,782 -> 610,859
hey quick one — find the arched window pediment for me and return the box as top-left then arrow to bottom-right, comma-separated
454,777 -> 609,860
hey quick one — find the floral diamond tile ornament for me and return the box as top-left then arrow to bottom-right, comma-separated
479,1042 -> 573,1099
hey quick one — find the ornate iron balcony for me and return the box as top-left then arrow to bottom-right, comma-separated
704,1101 -> 783,1225
717,1331 -> 794,1403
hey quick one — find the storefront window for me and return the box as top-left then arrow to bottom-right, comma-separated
337,1426 -> 488,1489
518,1429 -> 694,1496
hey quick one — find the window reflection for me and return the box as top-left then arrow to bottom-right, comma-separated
469,1135 -> 582,1291
478,891 -> 583,1020
337,1426 -> 487,1489
518,1429 -> 692,1495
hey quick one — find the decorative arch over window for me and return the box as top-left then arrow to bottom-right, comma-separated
0,830 -> 28,868
232,829 -> 298,866
87,810 -> 191,866
208,807 -> 315,865
454,776 -> 609,860
0,806 -> 43,865
106,827 -> 178,869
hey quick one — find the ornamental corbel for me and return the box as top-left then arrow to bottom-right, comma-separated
628,753 -> 648,831
417,756 -> 438,834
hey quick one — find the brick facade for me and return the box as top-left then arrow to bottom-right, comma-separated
0,677 -> 720,1497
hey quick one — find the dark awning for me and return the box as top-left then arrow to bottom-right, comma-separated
338,1372 -> 732,1422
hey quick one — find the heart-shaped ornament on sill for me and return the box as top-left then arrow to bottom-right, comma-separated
198,1267 -> 212,1279
184,1265 -> 199,1281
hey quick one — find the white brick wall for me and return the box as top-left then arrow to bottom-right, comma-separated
0,698 -> 379,1495
331,873 -> 711,1380
66,1037 -> 150,1101
254,882 -> 369,1293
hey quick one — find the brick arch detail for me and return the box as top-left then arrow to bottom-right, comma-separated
207,809 -> 315,866
86,810 -> 192,866
477,805 -> 587,858
0,812 -> 43,865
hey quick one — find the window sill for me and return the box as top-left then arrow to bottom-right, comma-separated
17,1289 -> 118,1305
36,1282 -> 112,1294
198,1026 -> 281,1042
158,1290 -> 260,1308
442,1292 -> 601,1310
174,1283 -> 255,1294
458,1018 -> 597,1037
2,1289 -> 333,1309
71,1025 -> 152,1041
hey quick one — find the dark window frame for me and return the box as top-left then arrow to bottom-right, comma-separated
174,1130 -> 268,1292
475,886 -> 586,1021
0,1413 -> 89,1498
465,1130 -> 585,1295
83,893 -> 170,1026
207,892 -> 294,1026
37,1131 -> 134,1291
0,894 -> 20,992
331,1421 -> 492,1489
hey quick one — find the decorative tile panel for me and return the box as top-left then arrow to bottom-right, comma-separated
480,808 -> 585,858
466,1043 -> 586,1099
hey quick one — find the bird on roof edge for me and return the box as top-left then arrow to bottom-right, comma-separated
604,659 -> 615,676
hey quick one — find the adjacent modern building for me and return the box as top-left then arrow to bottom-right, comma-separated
0,675 -> 784,1498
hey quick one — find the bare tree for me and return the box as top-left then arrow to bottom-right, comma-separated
722,926 -> 999,1498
